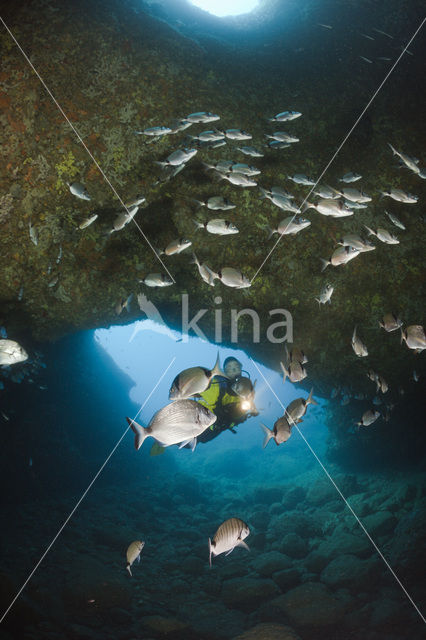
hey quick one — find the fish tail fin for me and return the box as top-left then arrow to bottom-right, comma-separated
267,226 -> 276,240
260,423 -> 273,448
388,143 -> 397,155
154,248 -> 165,257
126,417 -> 148,450
364,225 -> 374,236
301,201 -> 314,213
320,258 -> 330,272
211,351 -> 224,378
280,361 -> 288,383
126,564 -> 132,576
314,298 -> 321,306
307,388 -> 318,406
191,198 -> 205,207
154,160 -> 167,167
190,252 -> 199,266
193,219 -> 204,230
353,326 -> 357,340
237,540 -> 250,552
208,538 -> 213,567
400,328 -> 405,345
259,186 -> 267,199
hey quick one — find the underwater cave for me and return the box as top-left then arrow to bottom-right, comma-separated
0,0 -> 425,638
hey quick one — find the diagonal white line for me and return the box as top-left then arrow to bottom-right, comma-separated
250,358 -> 426,623
251,17 -> 426,284
0,357 -> 176,625
0,15 -> 175,283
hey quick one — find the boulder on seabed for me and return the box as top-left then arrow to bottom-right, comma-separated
272,582 -> 346,626
232,622 -> 301,640
321,554 -> 381,590
221,578 -> 280,610
252,551 -> 293,577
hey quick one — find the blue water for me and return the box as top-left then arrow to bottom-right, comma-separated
0,0 -> 425,638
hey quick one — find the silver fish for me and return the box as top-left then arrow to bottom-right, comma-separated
170,119 -> 193,134
209,518 -> 250,566
331,186 -> 371,203
266,131 -> 299,143
280,360 -> 307,383
156,148 -> 197,167
126,399 -> 216,451
376,375 -> 388,394
0,339 -> 28,366
313,185 -> 340,199
29,221 -> 38,246
339,172 -> 362,183
126,541 -> 145,576
320,246 -> 360,270
229,163 -> 260,176
360,56 -> 373,64
388,143 -> 420,175
364,226 -> 399,244
237,146 -> 264,157
269,111 -> 302,121
186,112 -> 220,123
191,253 -> 218,286
357,410 -> 380,427
115,294 -> 133,315
217,173 -> 257,187
372,28 -> 393,38
169,353 -> 225,400
110,206 -> 139,233
344,200 -> 368,210
259,187 -> 300,213
217,267 -> 251,289
267,140 -> 291,150
78,214 -> 98,230
288,174 -> 315,185
124,195 -> 146,208
384,210 -> 405,230
68,182 -> 91,200
380,187 -> 418,203
193,196 -> 236,210
135,126 -> 171,136
203,160 -> 235,173
351,326 -> 368,357
269,186 -> 295,199
286,389 -> 317,423
337,233 -> 375,252
261,416 -> 292,447
140,273 -> 173,288
285,345 -> 308,364
194,219 -> 239,235
268,216 -> 310,237
379,313 -> 403,332
305,198 -> 353,217
401,325 -> 426,352
158,238 -> 192,256
189,130 -> 225,142
56,245 -> 63,264
315,283 -> 334,305
223,129 -> 252,140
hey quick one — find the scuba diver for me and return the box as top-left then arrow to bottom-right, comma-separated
195,356 -> 259,444
150,356 -> 259,455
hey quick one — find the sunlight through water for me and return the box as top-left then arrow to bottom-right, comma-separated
189,0 -> 260,18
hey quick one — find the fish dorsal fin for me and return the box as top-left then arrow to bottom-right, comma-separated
211,351 -> 225,378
